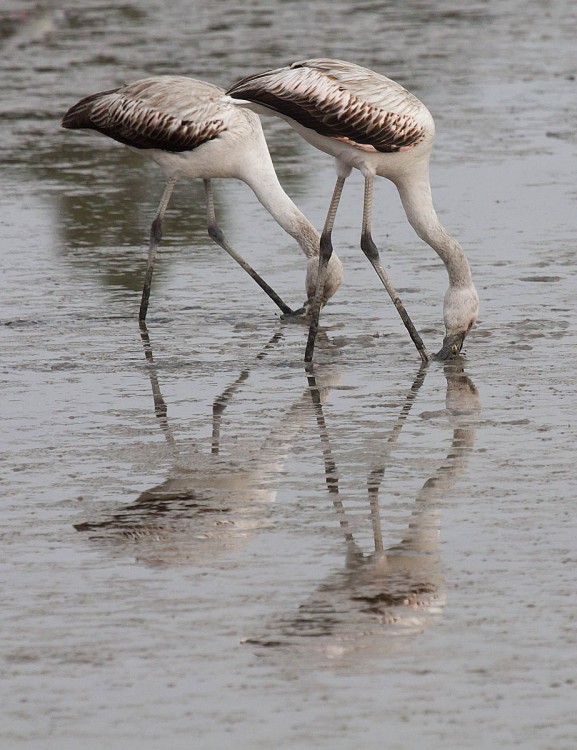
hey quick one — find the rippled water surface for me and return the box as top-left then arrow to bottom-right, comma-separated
2,1 -> 577,748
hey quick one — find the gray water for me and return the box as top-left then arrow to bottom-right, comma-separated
1,1 -> 577,748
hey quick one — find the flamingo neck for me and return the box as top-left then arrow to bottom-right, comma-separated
396,170 -> 473,289
245,164 -> 347,302
239,153 -> 320,259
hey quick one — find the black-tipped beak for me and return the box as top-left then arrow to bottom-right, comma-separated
435,332 -> 466,360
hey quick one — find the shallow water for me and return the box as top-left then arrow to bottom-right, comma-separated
1,1 -> 577,748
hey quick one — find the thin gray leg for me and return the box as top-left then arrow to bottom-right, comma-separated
204,180 -> 293,315
304,174 -> 346,362
360,175 -> 429,363
139,176 -> 177,321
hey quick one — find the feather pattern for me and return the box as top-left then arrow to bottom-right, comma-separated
227,58 -> 428,153
62,77 -> 228,152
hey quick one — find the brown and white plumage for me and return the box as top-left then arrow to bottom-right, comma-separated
228,59 -> 428,155
63,80 -> 228,153
228,59 -> 478,361
62,76 -> 343,321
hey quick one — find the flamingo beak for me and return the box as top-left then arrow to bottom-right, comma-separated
435,331 -> 466,360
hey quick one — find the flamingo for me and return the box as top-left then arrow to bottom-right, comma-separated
227,58 -> 479,361
61,76 -> 343,322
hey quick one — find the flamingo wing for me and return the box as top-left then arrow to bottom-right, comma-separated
62,77 -> 227,153
227,59 -> 426,153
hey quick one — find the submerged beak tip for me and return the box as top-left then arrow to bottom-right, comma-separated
435,332 -> 466,361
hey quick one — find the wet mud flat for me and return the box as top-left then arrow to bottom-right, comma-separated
2,1 -> 577,749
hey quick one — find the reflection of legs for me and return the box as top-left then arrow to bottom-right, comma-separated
138,321 -> 178,451
211,330 -> 284,455
360,175 -> 429,363
140,176 -> 177,321
367,362 -> 428,553
304,174 -> 346,362
368,467 -> 385,554
204,180 -> 293,315
306,367 -> 356,545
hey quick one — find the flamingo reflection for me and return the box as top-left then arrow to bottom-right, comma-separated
74,326 -> 339,565
246,361 -> 479,663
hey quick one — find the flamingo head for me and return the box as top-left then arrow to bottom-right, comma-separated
436,284 -> 479,360
305,253 -> 344,307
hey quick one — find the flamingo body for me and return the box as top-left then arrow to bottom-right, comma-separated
228,59 -> 478,360
62,76 -> 343,321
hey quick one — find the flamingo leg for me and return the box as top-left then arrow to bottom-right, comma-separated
203,180 -> 293,315
139,176 -> 178,321
304,174 -> 346,362
360,175 -> 429,363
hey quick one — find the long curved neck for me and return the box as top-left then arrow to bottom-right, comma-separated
237,134 -> 320,259
395,166 -> 473,288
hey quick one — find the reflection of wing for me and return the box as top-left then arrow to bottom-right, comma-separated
75,460 -> 279,565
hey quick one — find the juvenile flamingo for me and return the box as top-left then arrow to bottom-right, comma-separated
62,76 -> 343,322
227,59 -> 478,361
